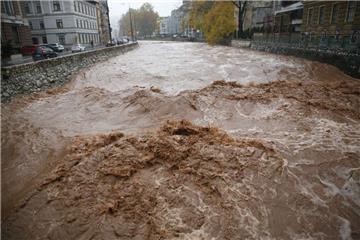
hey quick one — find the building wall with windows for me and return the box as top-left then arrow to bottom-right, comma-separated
274,2 -> 303,33
1,0 -> 32,50
302,1 -> 359,37
23,0 -> 101,47
159,17 -> 170,35
87,0 -> 111,44
169,9 -> 181,35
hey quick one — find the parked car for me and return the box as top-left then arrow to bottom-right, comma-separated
71,44 -> 86,53
21,45 -> 37,55
106,41 -> 116,47
32,46 -> 58,61
48,43 -> 64,52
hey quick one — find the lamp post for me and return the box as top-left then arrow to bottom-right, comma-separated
129,7 -> 134,42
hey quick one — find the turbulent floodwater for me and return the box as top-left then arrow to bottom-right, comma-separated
2,41 -> 360,239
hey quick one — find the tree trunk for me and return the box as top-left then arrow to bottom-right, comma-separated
233,1 -> 247,39
238,8 -> 243,39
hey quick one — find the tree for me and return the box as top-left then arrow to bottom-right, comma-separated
118,3 -> 159,38
190,1 -> 236,45
118,10 -> 133,37
136,3 -> 158,37
232,1 -> 248,39
189,1 -> 214,30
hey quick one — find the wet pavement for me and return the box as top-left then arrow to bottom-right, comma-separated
2,41 -> 360,239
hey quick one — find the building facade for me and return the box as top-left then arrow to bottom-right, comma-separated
93,0 -> 111,44
1,0 -> 32,50
169,9 -> 181,35
23,0 -> 101,47
159,17 -> 170,35
274,1 -> 303,33
302,1 -> 359,38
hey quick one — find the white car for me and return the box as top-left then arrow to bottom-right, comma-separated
48,43 -> 64,52
71,44 -> 86,53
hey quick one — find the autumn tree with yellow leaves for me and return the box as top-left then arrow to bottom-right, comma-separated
190,1 -> 236,45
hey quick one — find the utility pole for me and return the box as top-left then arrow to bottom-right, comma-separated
133,12 -> 137,41
129,7 -> 134,42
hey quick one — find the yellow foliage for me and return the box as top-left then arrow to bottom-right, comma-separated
189,1 -> 214,29
203,2 -> 236,44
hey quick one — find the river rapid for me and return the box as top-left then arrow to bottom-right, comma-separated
2,41 -> 360,239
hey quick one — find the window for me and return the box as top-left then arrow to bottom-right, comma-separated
76,19 -> 79,28
29,21 -> 33,30
42,36 -> 47,44
32,37 -> 39,44
307,8 -> 313,25
56,19 -> 63,29
35,2 -> 42,14
11,27 -> 20,43
24,2 -> 32,14
346,1 -> 356,22
58,34 -> 65,44
53,1 -> 61,11
331,4 -> 339,24
280,15 -> 284,32
318,6 -> 325,25
80,20 -> 83,28
40,20 -> 45,29
74,1 -> 77,12
3,1 -> 15,15
81,3 -> 84,13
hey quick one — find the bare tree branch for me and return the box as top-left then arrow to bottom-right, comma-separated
232,1 -> 240,8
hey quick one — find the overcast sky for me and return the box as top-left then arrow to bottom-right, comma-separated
108,0 -> 183,31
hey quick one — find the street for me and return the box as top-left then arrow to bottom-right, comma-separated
2,41 -> 360,239
1,44 -> 113,66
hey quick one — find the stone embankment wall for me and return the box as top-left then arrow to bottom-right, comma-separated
1,43 -> 139,102
231,40 -> 251,48
250,42 -> 360,79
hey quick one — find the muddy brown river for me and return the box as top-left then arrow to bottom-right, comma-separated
2,41 -> 360,239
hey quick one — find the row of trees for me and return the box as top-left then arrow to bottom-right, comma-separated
118,1 -> 248,44
118,3 -> 159,38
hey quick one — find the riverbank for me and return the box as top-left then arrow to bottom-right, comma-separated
1,42 -> 139,102
230,39 -> 360,79
3,41 -> 360,239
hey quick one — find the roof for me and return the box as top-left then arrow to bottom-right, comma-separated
275,2 -> 303,15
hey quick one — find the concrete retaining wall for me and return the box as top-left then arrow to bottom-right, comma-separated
250,42 -> 360,79
1,42 -> 139,102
